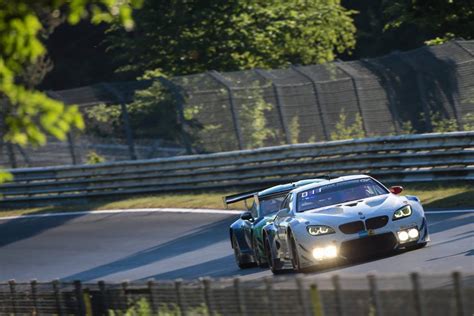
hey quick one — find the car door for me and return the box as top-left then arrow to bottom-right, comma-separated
243,199 -> 258,248
274,194 -> 292,258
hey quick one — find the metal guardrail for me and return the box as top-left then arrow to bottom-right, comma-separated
0,132 -> 473,206
0,272 -> 472,315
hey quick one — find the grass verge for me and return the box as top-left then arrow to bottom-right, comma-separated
0,182 -> 472,218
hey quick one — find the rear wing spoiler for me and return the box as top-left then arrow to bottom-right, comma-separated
223,189 -> 262,207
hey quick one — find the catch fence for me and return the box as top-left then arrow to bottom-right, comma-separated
0,272 -> 472,315
0,40 -> 473,168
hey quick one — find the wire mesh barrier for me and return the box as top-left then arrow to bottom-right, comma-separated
0,272 -> 472,315
0,40 -> 473,168
0,131 -> 472,206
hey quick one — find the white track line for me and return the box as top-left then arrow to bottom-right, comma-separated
0,208 -> 472,221
425,210 -> 474,214
0,208 -> 242,221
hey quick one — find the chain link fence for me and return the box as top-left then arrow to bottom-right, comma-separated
1,40 -> 473,168
0,272 -> 472,315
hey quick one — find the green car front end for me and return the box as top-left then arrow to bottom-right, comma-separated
225,178 -> 327,269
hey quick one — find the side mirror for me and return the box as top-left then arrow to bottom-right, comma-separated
240,211 -> 253,221
389,186 -> 403,195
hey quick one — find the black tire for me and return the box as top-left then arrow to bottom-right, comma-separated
232,234 -> 252,269
265,237 -> 283,274
289,233 -> 302,272
252,235 -> 268,268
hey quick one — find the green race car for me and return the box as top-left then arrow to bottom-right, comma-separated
226,178 -> 326,268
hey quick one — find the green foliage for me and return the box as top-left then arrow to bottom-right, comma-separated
84,103 -> 121,138
239,91 -> 274,149
85,103 -> 121,123
0,0 -> 142,183
425,33 -> 455,46
399,120 -> 415,135
0,170 -> 13,183
188,86 -> 275,151
128,81 -> 182,141
384,0 -> 474,42
109,300 -> 213,316
289,116 -> 300,144
86,151 -> 106,164
106,0 -> 356,77
330,109 -> 365,140
109,298 -> 151,316
424,111 -> 474,133
462,113 -> 474,131
430,112 -> 459,133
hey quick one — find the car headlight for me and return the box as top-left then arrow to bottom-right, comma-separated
307,225 -> 335,236
393,205 -> 412,220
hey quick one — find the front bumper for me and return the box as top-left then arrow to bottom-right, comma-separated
339,232 -> 397,259
296,216 -> 429,268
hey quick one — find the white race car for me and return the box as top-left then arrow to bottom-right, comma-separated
263,175 -> 429,274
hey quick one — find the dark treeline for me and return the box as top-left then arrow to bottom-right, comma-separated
40,0 -> 473,91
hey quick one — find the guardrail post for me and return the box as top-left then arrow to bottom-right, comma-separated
410,272 -> 425,316
297,276 -> 312,316
291,65 -> 330,141
30,280 -> 38,315
310,283 -> 324,316
98,280 -> 109,315
332,275 -> 344,316
452,271 -> 465,316
8,280 -> 17,315
67,131 -> 79,165
121,281 -> 130,312
367,274 -> 382,316
233,277 -> 247,316
74,280 -> 86,315
254,69 -> 292,144
52,279 -> 63,315
207,71 -> 245,150
175,279 -> 187,316
101,83 -> 137,160
6,142 -> 17,169
264,277 -> 276,316
147,279 -> 158,314
201,277 -> 214,316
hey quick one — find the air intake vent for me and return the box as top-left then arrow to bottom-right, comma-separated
339,233 -> 397,258
366,216 -> 389,230
339,221 -> 365,234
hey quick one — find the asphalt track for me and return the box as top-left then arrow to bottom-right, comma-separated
0,209 -> 472,283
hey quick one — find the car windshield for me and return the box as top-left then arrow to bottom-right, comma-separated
260,195 -> 286,216
296,178 -> 388,212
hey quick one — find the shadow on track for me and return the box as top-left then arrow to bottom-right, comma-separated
63,216 -> 236,282
141,255 -> 262,280
0,214 -> 83,248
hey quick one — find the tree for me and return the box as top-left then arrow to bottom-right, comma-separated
106,0 -> 357,78
0,0 -> 142,182
383,0 -> 474,44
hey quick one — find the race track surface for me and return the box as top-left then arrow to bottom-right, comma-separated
0,209 -> 472,282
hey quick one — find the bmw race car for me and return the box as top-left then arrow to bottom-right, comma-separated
263,175 -> 430,274
225,179 -> 326,269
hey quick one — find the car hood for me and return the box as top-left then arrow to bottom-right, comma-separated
297,194 -> 407,223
